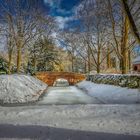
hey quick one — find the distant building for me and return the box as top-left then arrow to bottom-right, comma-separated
132,56 -> 140,72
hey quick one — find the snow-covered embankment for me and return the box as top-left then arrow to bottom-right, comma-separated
76,81 -> 140,104
0,75 -> 47,104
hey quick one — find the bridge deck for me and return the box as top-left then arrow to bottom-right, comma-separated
35,72 -> 85,86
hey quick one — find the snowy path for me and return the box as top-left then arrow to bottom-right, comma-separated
38,86 -> 101,105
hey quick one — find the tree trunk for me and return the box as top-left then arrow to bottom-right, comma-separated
8,52 -> 12,74
120,57 -> 126,74
71,56 -> 74,72
97,47 -> 100,73
107,47 -> 111,69
33,57 -> 37,73
87,46 -> 91,73
128,50 -> 131,72
120,15 -> 129,74
84,60 -> 87,73
97,46 -> 101,73
97,65 -> 100,73
121,0 -> 140,44
124,15 -> 129,73
17,46 -> 21,73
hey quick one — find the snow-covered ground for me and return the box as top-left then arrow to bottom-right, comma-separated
0,79 -> 140,139
0,104 -> 140,139
0,75 -> 47,104
76,81 -> 140,104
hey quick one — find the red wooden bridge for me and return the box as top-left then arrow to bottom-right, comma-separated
36,72 -> 85,86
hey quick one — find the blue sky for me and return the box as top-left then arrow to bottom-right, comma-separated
42,0 -> 83,29
43,0 -> 82,17
0,0 -> 83,51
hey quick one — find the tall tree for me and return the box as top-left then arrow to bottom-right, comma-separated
28,36 -> 59,73
76,0 -> 114,73
0,0 -> 55,73
107,0 -> 136,74
121,0 -> 140,44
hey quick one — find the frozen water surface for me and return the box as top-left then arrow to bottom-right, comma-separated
38,86 -> 101,105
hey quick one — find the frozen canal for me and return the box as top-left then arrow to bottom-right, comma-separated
38,86 -> 101,105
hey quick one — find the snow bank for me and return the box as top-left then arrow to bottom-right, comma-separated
0,104 -> 140,136
0,74 -> 47,104
76,81 -> 140,104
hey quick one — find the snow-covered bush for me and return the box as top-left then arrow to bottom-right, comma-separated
87,74 -> 140,88
0,57 -> 8,74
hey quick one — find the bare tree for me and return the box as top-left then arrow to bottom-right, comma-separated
107,0 -> 136,74
75,0 -> 114,73
0,0 -> 56,73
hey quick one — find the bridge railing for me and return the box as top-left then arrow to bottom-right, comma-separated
35,72 -> 85,86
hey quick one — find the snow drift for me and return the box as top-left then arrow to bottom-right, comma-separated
0,74 -> 47,104
76,81 -> 140,104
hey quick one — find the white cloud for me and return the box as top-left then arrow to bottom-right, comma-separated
44,0 -> 54,7
56,8 -> 71,15
44,0 -> 61,8
44,0 -> 72,16
72,1 -> 85,16
55,16 -> 73,29
51,32 -> 57,38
